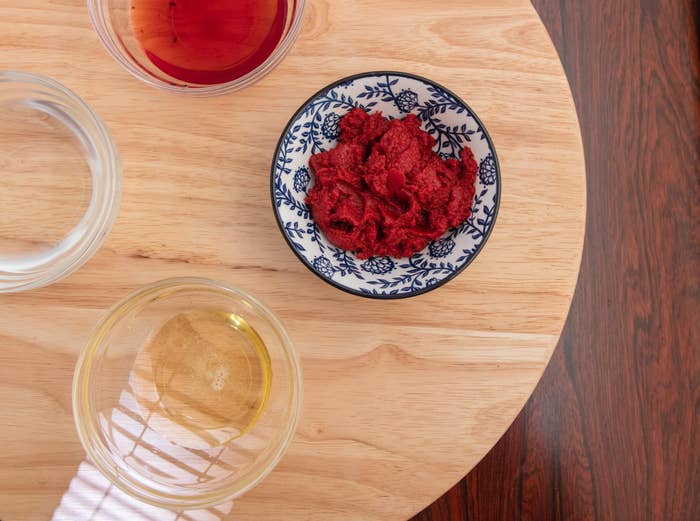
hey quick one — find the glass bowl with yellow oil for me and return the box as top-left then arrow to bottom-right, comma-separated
72,277 -> 302,509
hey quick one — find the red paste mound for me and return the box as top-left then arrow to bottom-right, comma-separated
306,108 -> 478,259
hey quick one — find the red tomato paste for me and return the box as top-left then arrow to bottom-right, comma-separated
306,108 -> 477,259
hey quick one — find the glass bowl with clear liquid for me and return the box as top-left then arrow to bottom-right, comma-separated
72,278 -> 302,509
0,71 -> 121,293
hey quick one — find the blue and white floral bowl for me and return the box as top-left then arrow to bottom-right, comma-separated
271,71 -> 500,298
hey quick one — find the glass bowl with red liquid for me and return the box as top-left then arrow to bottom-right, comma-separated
89,0 -> 305,95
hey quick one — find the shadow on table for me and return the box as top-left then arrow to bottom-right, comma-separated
51,383 -> 235,521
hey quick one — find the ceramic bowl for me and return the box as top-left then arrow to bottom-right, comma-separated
271,71 -> 500,298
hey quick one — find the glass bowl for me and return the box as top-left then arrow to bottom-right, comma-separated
88,0 -> 306,95
0,71 -> 122,293
72,278 -> 303,509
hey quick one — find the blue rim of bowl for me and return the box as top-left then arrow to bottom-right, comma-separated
270,70 -> 501,299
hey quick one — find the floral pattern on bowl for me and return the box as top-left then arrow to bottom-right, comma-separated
271,71 -> 500,298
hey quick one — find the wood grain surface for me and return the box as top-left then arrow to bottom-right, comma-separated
413,0 -> 700,519
0,1 -> 585,520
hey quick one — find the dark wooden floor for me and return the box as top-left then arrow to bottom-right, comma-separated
412,1 -> 700,520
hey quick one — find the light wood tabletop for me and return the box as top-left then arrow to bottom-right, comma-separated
0,0 -> 585,520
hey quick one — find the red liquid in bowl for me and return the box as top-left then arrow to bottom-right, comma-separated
131,0 -> 289,85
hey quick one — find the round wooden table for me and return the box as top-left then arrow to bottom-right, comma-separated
0,1 -> 585,520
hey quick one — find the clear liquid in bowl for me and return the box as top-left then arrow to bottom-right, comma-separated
0,98 -> 92,268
